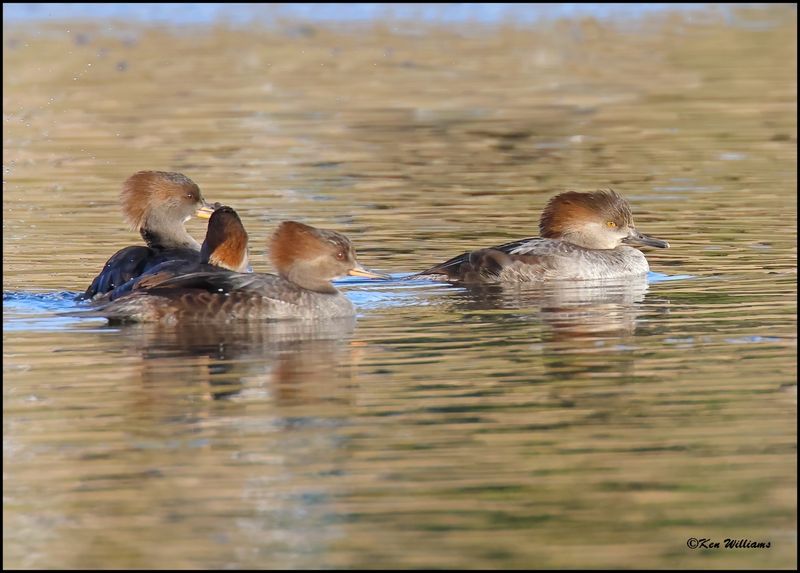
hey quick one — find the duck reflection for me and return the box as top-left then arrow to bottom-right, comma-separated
71,318 -> 361,569
442,275 -> 667,340
118,317 -> 357,402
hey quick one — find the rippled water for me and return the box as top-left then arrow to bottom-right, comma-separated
3,5 -> 797,569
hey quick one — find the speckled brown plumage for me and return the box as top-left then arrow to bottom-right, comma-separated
87,221 -> 386,323
100,205 -> 250,301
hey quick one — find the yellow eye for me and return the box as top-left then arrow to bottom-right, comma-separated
606,221 -> 617,228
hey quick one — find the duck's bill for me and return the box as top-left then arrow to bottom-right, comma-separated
348,265 -> 390,280
624,230 -> 670,249
195,202 -> 217,219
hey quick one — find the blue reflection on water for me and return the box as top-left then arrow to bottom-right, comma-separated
3,270 -> 694,331
647,271 -> 694,283
3,291 -> 106,332
3,3 -> 721,25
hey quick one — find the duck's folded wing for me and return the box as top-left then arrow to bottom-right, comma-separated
146,270 -> 276,293
78,245 -> 155,301
97,259 -> 190,301
78,246 -> 201,301
414,237 -> 541,280
88,272 -> 304,323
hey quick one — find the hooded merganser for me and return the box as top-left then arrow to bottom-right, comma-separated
103,205 -> 250,301
92,221 -> 388,323
416,190 -> 669,282
78,171 -> 215,300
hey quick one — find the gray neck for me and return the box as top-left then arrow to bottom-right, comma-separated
559,227 -> 618,250
284,263 -> 338,294
140,211 -> 200,250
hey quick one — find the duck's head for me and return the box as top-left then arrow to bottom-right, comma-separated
120,170 -> 215,247
539,189 -> 669,250
269,221 -> 388,293
200,205 -> 250,273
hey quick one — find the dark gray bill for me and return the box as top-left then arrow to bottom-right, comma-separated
623,229 -> 670,248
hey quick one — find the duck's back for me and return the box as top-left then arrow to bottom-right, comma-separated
92,271 -> 355,324
79,245 -> 201,301
417,238 -> 649,282
101,258 -> 221,302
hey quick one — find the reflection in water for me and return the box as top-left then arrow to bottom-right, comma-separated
116,319 -> 359,569
452,276 -> 654,339
393,278 -> 673,403
2,318 -> 362,568
3,4 -> 797,570
122,317 -> 357,402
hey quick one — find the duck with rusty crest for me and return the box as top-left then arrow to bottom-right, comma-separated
78,170 -> 216,300
415,189 -> 669,283
91,221 -> 388,323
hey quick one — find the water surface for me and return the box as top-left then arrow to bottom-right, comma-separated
3,5 -> 797,569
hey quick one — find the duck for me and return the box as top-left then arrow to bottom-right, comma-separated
77,170 -> 215,300
415,189 -> 669,282
91,221 -> 388,323
102,205 -> 250,301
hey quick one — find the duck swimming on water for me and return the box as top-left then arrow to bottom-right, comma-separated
102,205 -> 250,301
78,170 -> 215,300
415,190 -> 669,283
92,221 -> 388,324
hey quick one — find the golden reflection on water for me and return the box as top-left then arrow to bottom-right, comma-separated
3,5 -> 797,569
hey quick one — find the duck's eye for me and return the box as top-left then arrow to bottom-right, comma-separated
335,251 -> 345,260
606,221 -> 617,228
